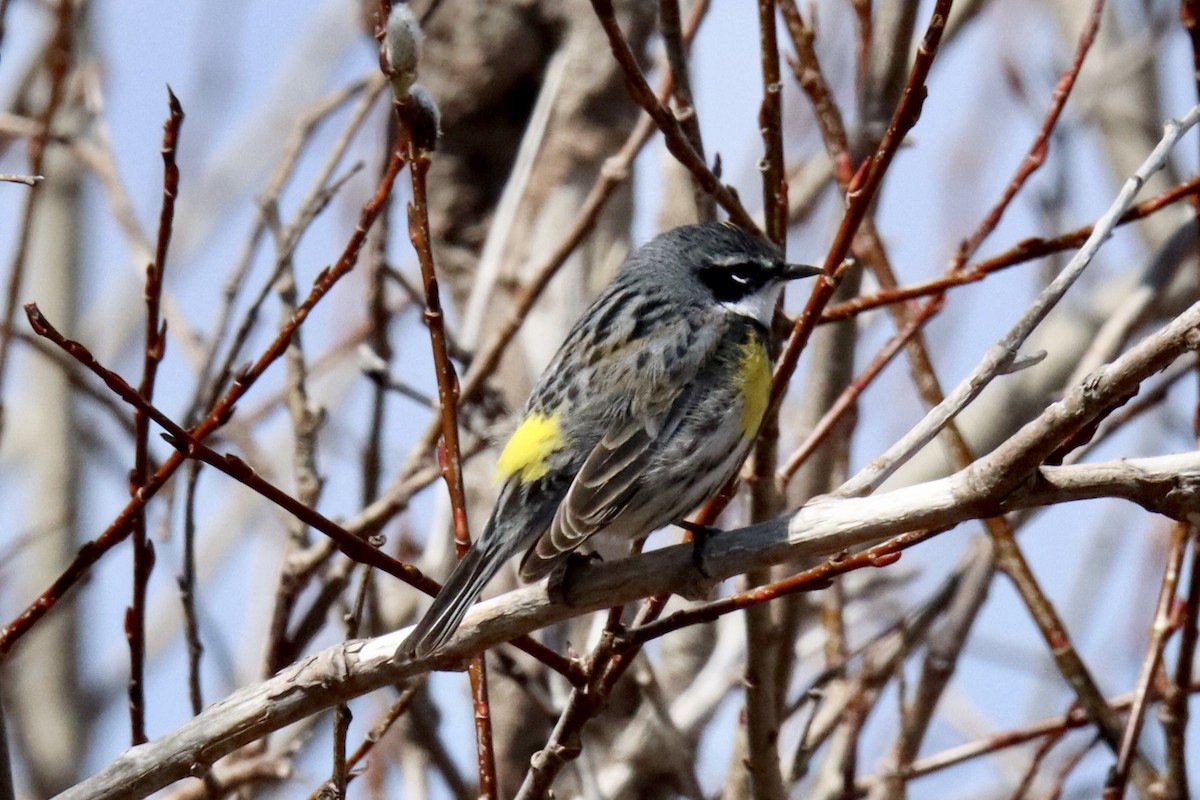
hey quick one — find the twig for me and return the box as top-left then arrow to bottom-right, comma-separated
588,0 -> 757,232
1161,526 -> 1199,799
759,0 -> 786,247
778,0 -> 854,185
1106,521 -> 1190,797
126,87 -> 184,747
407,137 -> 497,797
0,174 -> 42,186
950,0 -> 1106,274
658,0 -> 713,221
0,325 -> 138,439
179,462 -> 204,715
307,681 -> 424,800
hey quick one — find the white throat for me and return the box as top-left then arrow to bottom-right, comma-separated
721,282 -> 783,327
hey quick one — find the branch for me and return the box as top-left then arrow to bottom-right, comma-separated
407,136 -> 497,794
0,173 -> 42,186
126,86 -> 184,747
56,447 -> 1200,800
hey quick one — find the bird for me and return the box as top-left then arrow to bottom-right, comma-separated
401,222 -> 821,657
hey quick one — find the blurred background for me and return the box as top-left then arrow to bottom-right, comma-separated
1,0 -> 1200,797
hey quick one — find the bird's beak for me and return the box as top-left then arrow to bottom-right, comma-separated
781,263 -> 822,281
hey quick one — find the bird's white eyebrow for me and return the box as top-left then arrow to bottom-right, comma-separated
708,255 -> 775,268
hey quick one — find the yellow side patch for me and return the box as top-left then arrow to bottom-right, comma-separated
496,412 -> 565,483
738,336 -> 772,437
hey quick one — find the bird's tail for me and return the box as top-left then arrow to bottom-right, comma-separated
401,533 -> 514,658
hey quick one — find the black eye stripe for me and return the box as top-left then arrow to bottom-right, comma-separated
699,264 -> 767,302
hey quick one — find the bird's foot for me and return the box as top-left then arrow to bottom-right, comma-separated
673,519 -> 724,579
547,550 -> 603,605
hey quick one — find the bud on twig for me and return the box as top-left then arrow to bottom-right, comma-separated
385,2 -> 422,100
403,83 -> 442,152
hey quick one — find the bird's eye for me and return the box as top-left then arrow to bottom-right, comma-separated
700,264 -> 761,302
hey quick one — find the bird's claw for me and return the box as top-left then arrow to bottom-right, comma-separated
674,519 -> 724,579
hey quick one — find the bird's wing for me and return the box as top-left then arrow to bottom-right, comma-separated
518,315 -> 727,580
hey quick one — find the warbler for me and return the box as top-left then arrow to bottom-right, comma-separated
403,222 -> 820,657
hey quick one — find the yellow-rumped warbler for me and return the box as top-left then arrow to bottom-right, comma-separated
403,222 -> 820,656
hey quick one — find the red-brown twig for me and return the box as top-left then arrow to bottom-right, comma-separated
770,0 -> 953,425
659,0 -> 713,221
951,0 -> 1105,274
759,0 -> 787,247
820,174 -> 1200,322
628,529 -> 931,644
778,0 -> 854,185
125,87 -> 183,746
407,137 -> 497,796
588,0 -> 758,232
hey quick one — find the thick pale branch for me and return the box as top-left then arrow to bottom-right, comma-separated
56,450 -> 1200,800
